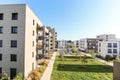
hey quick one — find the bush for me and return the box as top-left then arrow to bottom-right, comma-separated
96,55 -> 104,59
37,66 -> 45,73
13,73 -> 23,80
105,55 -> 113,61
41,60 -> 48,66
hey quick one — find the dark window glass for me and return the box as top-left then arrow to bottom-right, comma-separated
33,31 -> 34,36
0,40 -> 2,47
113,49 -> 117,53
0,54 -> 2,61
10,68 -> 16,79
32,52 -> 34,57
108,49 -> 112,53
33,20 -> 35,25
12,13 -> 18,20
32,41 -> 34,47
0,13 -> 3,20
11,40 -> 17,48
113,43 -> 117,48
108,43 -> 112,47
11,54 -> 17,61
11,26 -> 17,34
0,27 -> 3,33
0,67 -> 2,73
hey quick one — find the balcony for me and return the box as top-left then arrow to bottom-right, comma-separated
36,26 -> 43,31
36,44 -> 42,49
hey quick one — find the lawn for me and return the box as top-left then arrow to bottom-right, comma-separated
51,56 -> 113,80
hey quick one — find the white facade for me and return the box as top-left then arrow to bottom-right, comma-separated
97,34 -> 120,57
58,40 -> 66,49
0,4 -> 43,78
73,40 -> 80,49
79,39 -> 87,51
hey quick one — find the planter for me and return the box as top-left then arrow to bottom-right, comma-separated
113,61 -> 120,80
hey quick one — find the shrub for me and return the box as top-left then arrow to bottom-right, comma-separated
30,70 -> 40,80
96,55 -> 104,59
105,55 -> 113,61
37,66 -> 45,73
13,73 -> 23,80
0,71 -> 10,80
41,60 -> 48,66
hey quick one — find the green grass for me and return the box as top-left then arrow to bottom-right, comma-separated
51,56 -> 113,80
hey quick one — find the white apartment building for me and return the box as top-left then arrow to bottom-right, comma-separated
97,34 -> 120,57
58,40 -> 67,49
0,4 -> 43,79
73,40 -> 80,49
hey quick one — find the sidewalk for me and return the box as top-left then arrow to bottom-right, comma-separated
81,52 -> 113,67
41,52 -> 56,80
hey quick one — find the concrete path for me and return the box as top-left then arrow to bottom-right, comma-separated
81,52 -> 113,67
41,52 -> 56,80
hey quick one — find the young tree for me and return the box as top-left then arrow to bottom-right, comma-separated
90,50 -> 96,57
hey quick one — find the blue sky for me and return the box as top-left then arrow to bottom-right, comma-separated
0,0 -> 120,40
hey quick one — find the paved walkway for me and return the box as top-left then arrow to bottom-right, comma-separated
41,52 -> 56,80
81,52 -> 113,67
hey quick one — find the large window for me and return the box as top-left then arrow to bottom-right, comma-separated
0,27 -> 3,33
10,68 -> 16,79
113,43 -> 117,48
108,43 -> 112,48
12,13 -> 18,20
108,49 -> 112,53
113,49 -> 117,53
11,26 -> 17,34
0,54 -> 2,61
0,13 -> 3,20
0,40 -> 2,47
11,54 -> 17,61
11,40 -> 17,48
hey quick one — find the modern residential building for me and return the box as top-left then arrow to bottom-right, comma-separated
80,38 -> 99,52
73,40 -> 80,50
0,4 -> 58,79
97,34 -> 120,57
47,27 -> 57,52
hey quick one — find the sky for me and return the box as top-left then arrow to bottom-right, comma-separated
0,0 -> 120,40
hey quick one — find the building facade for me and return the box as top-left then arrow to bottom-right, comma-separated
0,4 -> 44,78
97,34 -> 120,57
80,38 -> 99,52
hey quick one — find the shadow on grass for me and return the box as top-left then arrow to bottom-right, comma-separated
58,56 -> 93,59
57,64 -> 113,73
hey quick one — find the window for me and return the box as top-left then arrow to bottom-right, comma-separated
11,54 -> 17,61
12,13 -> 18,20
32,63 -> 34,70
33,31 -> 34,36
113,43 -> 117,48
113,49 -> 117,53
0,40 -> 2,47
108,43 -> 112,47
32,41 -> 34,47
33,20 -> 35,25
11,26 -> 17,34
99,43 -> 101,47
32,52 -> 34,57
108,49 -> 112,53
0,13 -> 3,20
11,40 -> 17,48
0,27 -> 3,33
0,67 -> 2,74
0,54 -> 2,61
10,68 -> 16,79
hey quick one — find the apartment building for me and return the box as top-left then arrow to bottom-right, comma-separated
47,27 -> 57,52
97,34 -> 120,57
73,40 -> 80,49
0,4 -> 43,79
80,38 -> 99,52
